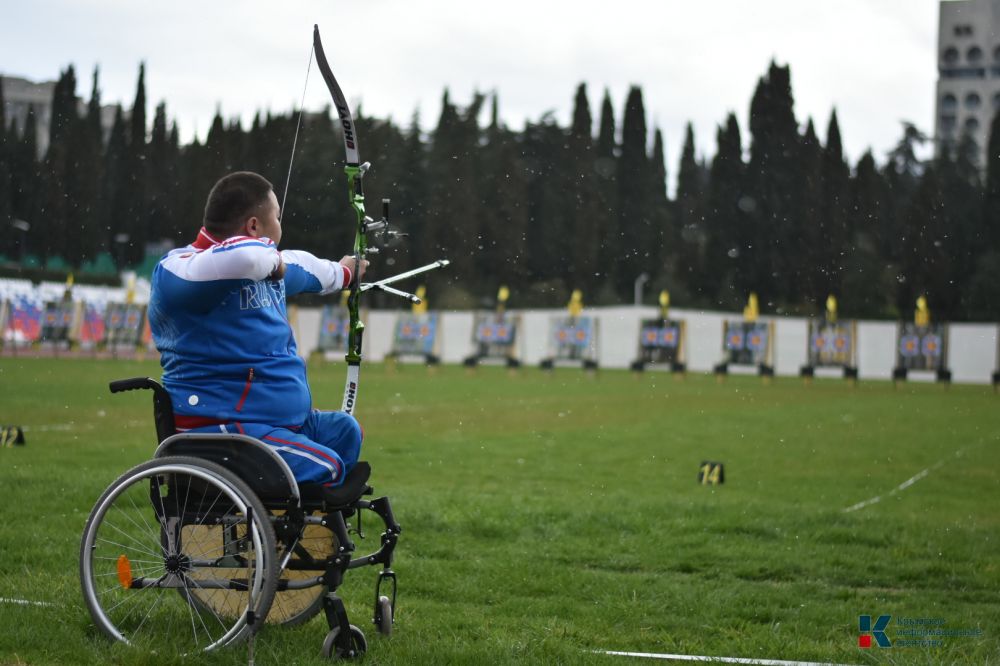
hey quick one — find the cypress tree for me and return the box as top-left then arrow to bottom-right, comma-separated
650,127 -> 670,290
148,102 -> 180,244
881,123 -> 926,259
818,109 -> 850,298
123,63 -> 148,266
0,76 -> 6,141
37,65 -> 81,265
900,162 -> 957,318
675,123 -> 706,297
453,92 -> 487,298
344,108 -> 420,306
11,105 -> 39,230
842,151 -> 893,317
747,61 -> 804,307
985,109 -> 1000,250
938,132 -> 983,317
423,90 -> 486,303
284,106 -> 344,258
175,134 -> 207,245
967,109 -> 1000,320
566,84 -> 602,296
387,112 -> 429,275
0,77 -> 12,255
204,111 -> 228,182
593,89 -> 619,300
476,94 -> 529,296
617,86 -> 653,297
67,67 -> 104,268
705,113 -> 748,307
522,111 -> 572,301
103,105 -> 130,268
797,118 -> 823,302
417,90 -> 456,277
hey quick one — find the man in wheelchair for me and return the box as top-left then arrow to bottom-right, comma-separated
149,171 -> 368,494
80,171 -> 398,659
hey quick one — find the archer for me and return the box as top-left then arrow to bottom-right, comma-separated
147,170 -> 368,491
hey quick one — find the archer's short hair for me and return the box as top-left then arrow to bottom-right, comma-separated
203,171 -> 274,237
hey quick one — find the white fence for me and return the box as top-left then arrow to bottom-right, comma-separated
294,306 -> 1000,385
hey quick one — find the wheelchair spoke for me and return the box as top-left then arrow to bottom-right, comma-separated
94,533 -> 162,561
131,584 -> 167,641
180,519 -> 226,561
93,561 -> 160,581
118,492 -> 168,557
98,504 -> 165,556
92,555 -> 162,566
180,576 -> 212,648
184,574 -> 242,632
100,572 -> 163,621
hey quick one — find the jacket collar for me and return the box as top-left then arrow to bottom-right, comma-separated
191,227 -> 223,250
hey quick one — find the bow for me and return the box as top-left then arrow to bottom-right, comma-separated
305,25 -> 449,416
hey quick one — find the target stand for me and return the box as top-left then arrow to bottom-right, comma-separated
630,318 -> 687,375
892,322 -> 951,387
463,312 -> 521,370
539,316 -> 599,372
386,313 -> 441,366
799,319 -> 858,384
714,320 -> 775,380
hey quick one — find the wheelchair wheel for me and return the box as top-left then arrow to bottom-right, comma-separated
267,511 -> 336,626
321,624 -> 367,659
375,595 -> 393,636
80,456 -> 278,654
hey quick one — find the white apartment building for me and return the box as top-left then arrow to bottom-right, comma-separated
935,0 -> 1000,168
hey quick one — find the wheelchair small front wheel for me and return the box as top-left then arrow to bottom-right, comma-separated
375,595 -> 393,636
321,624 -> 367,659
79,456 -> 278,654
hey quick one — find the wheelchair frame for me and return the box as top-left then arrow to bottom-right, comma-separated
79,377 -> 400,659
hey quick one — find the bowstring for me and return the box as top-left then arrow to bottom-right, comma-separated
280,42 -> 315,222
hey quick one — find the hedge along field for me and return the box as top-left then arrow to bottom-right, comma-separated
0,356 -> 998,665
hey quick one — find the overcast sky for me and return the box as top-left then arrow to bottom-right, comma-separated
3,1 -> 941,193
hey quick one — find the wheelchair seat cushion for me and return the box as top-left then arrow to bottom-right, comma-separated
300,461 -> 372,509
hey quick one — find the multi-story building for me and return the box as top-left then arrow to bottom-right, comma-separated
935,0 -> 1000,168
2,74 -> 123,158
1,75 -> 56,156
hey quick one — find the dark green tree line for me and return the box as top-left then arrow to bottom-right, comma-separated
2,60 -> 999,320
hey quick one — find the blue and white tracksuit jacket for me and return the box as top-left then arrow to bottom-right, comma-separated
148,227 -> 361,486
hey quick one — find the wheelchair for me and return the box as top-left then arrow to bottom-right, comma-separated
79,377 -> 400,658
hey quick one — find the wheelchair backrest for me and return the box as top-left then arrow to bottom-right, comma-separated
155,433 -> 301,505
109,377 -> 176,443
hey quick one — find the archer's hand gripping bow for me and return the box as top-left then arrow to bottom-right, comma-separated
311,25 -> 449,416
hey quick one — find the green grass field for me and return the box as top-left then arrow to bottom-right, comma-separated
0,357 -> 998,665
